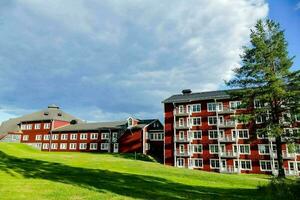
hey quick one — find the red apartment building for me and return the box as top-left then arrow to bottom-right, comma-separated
163,89 -> 300,176
0,105 -> 164,161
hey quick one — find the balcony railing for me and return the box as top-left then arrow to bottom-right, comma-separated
220,166 -> 239,173
270,150 -> 278,159
282,150 -> 296,159
219,135 -> 237,142
175,136 -> 192,143
174,108 -> 190,116
218,120 -> 236,128
217,106 -> 235,114
176,150 -> 192,157
175,122 -> 191,129
284,169 -> 299,176
220,151 -> 238,158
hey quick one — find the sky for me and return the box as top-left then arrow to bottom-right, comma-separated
0,0 -> 299,123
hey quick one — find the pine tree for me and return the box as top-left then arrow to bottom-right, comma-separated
226,19 -> 300,178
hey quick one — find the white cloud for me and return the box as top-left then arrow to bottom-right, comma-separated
0,0 -> 268,121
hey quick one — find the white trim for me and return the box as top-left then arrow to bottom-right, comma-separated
233,144 -> 251,155
79,143 -> 87,150
69,143 -> 77,150
234,159 -> 252,170
190,104 -> 201,113
190,117 -> 201,126
90,143 -> 98,150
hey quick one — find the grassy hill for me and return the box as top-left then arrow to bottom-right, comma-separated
0,143 -> 271,200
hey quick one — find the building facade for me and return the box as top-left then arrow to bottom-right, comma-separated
163,89 -> 300,176
0,105 -> 164,161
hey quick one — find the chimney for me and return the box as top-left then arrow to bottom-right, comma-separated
182,89 -> 192,95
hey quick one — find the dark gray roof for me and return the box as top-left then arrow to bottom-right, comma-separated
53,120 -> 127,132
162,89 -> 240,103
18,105 -> 82,122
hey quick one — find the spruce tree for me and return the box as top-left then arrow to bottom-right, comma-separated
226,19 -> 300,178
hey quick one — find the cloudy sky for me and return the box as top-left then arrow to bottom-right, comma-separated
0,0 -> 299,123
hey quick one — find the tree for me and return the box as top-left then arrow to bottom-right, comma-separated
226,19 -> 300,178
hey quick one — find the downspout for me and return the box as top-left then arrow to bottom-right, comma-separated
49,120 -> 54,152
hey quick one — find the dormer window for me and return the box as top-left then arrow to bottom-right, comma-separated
128,118 -> 133,127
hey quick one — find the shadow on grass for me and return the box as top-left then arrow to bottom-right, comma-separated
111,153 -> 156,162
0,151 -> 263,200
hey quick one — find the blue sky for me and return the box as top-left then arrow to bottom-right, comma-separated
0,0 -> 298,123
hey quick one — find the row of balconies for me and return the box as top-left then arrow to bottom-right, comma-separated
175,120 -> 236,129
174,105 -> 237,116
175,149 -> 298,159
175,135 -> 239,143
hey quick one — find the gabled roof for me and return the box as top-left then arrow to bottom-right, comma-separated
162,89 -> 241,103
53,120 -> 127,132
0,117 -> 22,134
18,104 -> 82,122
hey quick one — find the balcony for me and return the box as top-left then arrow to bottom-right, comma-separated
282,150 -> 296,159
175,136 -> 192,143
220,166 -> 239,173
284,169 -> 299,176
176,150 -> 192,157
270,150 -> 278,159
174,108 -> 190,116
174,122 -> 191,129
218,120 -> 236,128
219,135 -> 237,142
217,106 -> 235,114
220,151 -> 238,158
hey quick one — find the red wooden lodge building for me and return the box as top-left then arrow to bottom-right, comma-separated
163,89 -> 300,176
0,105 -> 164,162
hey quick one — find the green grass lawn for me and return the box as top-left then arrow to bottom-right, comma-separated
0,143 -> 271,200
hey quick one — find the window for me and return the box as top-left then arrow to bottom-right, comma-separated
43,134 -> 50,140
51,143 -> 58,149
128,118 -> 133,126
69,143 -> 77,150
192,131 -> 202,140
230,101 -> 242,109
90,143 -> 98,150
61,134 -> 68,140
149,133 -> 164,141
235,160 -> 252,170
35,135 -> 42,141
192,144 -> 202,153
208,116 -> 224,125
22,135 -> 29,141
256,115 -> 268,124
90,133 -> 98,140
179,118 -> 184,126
208,130 -> 224,139
254,99 -> 263,108
260,161 -> 273,171
80,133 -> 88,140
284,128 -> 300,137
191,117 -> 201,126
232,129 -> 249,139
52,134 -> 59,140
60,143 -> 67,150
42,143 -> 49,149
21,124 -> 27,130
145,143 -> 150,151
191,104 -> 201,113
79,143 -> 87,150
70,134 -> 77,140
101,143 -> 109,150
101,133 -> 110,139
207,102 -> 223,112
178,105 -> 184,113
258,144 -> 271,154
44,123 -> 51,129
178,131 -> 185,140
177,158 -> 185,167
179,144 -> 184,153
34,124 -> 41,130
191,158 -> 203,168
112,132 -> 118,141
233,144 -> 251,155
296,114 -> 300,122
210,159 -> 220,169
209,144 -> 225,154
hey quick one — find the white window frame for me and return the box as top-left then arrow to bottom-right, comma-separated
260,160 -> 275,172
52,134 -> 59,140
61,134 -> 68,140
90,143 -> 98,150
190,158 -> 203,168
258,144 -> 272,155
177,158 -> 185,168
207,102 -> 223,112
229,101 -> 242,109
208,130 -> 224,139
51,143 -> 58,150
44,123 -> 51,129
35,135 -> 42,141
90,133 -> 98,140
235,160 -> 252,170
191,117 -> 201,126
149,133 -> 164,141
209,144 -> 225,154
210,159 -> 226,169
191,104 -> 201,113
80,133 -> 88,140
69,143 -> 77,150
179,144 -> 185,153
233,144 -> 251,155
22,135 -> 29,141
232,129 -> 249,139
70,134 -> 77,140
208,116 -> 224,126
192,144 -> 203,154
192,130 -> 202,140
34,123 -> 41,130
43,134 -> 50,140
79,143 -> 87,150
42,143 -> 49,149
178,105 -> 184,113
60,143 -> 67,150
101,133 -> 110,140
101,143 -> 109,150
